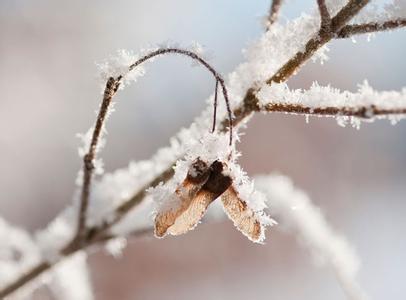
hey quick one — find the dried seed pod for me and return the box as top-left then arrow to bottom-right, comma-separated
221,186 -> 263,242
154,159 -> 210,237
166,160 -> 232,236
154,160 -> 233,237
154,157 -> 269,242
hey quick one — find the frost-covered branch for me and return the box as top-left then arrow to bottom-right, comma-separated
268,0 -> 369,84
255,81 -> 406,127
77,77 -> 121,240
0,225 -> 152,298
2,0 -> 406,297
337,18 -> 406,38
262,102 -> 406,121
230,83 -> 406,130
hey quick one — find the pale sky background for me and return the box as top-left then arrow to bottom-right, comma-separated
0,1 -> 405,299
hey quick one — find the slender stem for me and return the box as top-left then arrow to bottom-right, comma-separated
317,0 -> 331,29
261,103 -> 406,118
128,48 -> 233,145
77,77 -> 121,240
268,0 -> 284,28
88,165 -> 175,241
0,228 -> 152,298
212,79 -> 219,132
337,18 -> 406,38
331,0 -> 370,32
0,262 -> 51,298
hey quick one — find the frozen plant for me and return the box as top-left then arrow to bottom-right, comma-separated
1,1 -> 406,299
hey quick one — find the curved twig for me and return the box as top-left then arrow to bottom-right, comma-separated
127,48 -> 233,144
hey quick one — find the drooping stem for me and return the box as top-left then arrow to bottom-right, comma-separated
212,79 -> 219,132
127,48 -> 234,144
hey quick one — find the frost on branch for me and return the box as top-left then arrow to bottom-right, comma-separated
0,213 -> 93,300
34,207 -> 77,263
257,80 -> 406,128
325,0 -> 348,16
254,174 -> 368,300
97,49 -> 148,89
76,128 -> 106,179
0,218 -> 41,293
385,0 -> 406,19
150,133 -> 274,243
354,0 -> 406,24
228,13 -> 321,104
48,252 -> 93,300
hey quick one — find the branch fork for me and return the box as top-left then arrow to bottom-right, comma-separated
2,0 -> 406,297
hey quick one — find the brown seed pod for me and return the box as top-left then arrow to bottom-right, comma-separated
154,159 -> 211,237
221,186 -> 263,242
154,158 -> 265,242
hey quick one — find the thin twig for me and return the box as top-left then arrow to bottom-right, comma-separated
268,0 -> 370,84
261,103 -> 406,118
127,48 -> 233,145
88,165 -> 175,242
268,0 -> 284,29
337,18 -> 406,38
212,79 -> 219,132
77,77 -> 121,240
0,262 -> 51,298
0,227 -> 152,298
330,0 -> 370,32
317,0 -> 331,30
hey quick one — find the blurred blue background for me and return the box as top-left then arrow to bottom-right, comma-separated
0,1 -> 405,299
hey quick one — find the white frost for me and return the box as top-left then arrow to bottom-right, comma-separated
353,0 -> 406,24
35,207 -> 76,263
257,80 -> 406,127
48,252 -> 94,300
105,237 -> 128,258
148,132 -> 233,219
0,217 -> 41,292
228,13 -> 321,105
97,49 -> 147,89
254,174 -> 368,300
